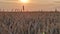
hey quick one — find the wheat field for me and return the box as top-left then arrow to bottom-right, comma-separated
0,12 -> 60,34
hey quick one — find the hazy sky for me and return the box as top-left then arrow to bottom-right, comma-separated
0,0 -> 60,11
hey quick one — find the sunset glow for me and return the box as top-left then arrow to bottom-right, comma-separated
20,0 -> 29,3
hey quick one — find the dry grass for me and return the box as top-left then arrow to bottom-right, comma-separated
0,12 -> 60,34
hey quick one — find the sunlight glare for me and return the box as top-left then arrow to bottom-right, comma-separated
19,0 -> 29,3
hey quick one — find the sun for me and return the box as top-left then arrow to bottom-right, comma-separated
20,0 -> 29,3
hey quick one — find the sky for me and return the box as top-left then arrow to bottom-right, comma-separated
0,0 -> 60,11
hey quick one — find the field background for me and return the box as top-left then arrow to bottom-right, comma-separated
0,12 -> 60,34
